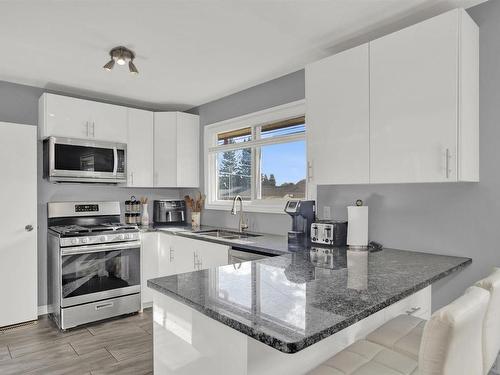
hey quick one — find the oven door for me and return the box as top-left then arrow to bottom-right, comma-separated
47,137 -> 127,183
60,241 -> 140,307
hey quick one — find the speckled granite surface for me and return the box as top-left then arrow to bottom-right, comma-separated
148,247 -> 471,353
142,224 -> 298,255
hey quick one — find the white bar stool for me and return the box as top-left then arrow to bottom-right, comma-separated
307,286 -> 489,375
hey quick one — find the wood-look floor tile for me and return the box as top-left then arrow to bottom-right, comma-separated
106,333 -> 153,361
0,343 -> 77,375
24,348 -> 117,375
87,311 -> 151,336
70,326 -> 150,356
91,351 -> 153,375
8,329 -> 94,359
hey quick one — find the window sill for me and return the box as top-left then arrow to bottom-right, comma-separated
205,201 -> 288,214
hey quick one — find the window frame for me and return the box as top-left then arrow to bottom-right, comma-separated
204,100 -> 307,214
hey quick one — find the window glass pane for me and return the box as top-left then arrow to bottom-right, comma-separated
260,140 -> 306,199
217,127 -> 252,145
261,117 -> 305,139
217,148 -> 252,201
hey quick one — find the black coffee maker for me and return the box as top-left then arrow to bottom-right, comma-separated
284,200 -> 315,245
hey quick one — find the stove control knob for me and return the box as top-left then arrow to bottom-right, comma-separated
117,234 -> 124,241
81,238 -> 88,244
100,236 -> 106,242
71,238 -> 78,245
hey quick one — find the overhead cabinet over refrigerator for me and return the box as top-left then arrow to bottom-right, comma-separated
306,8 -> 479,185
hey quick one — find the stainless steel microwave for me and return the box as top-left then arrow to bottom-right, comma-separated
44,137 -> 127,183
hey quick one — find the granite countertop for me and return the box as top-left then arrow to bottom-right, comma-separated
148,247 -> 471,354
141,224 -> 298,255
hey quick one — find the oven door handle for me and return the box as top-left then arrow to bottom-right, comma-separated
112,147 -> 118,176
61,240 -> 141,256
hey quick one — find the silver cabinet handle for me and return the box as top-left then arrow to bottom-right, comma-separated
130,172 -> 134,185
91,121 -> 96,138
86,121 -> 89,137
445,148 -> 451,179
405,307 -> 421,315
307,161 -> 313,182
169,246 -> 174,262
25,225 -> 34,232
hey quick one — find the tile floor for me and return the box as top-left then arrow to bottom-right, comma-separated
0,309 -> 153,375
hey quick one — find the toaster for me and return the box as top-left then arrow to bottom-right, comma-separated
311,220 -> 348,246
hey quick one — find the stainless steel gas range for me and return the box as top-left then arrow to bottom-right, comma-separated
47,201 -> 141,330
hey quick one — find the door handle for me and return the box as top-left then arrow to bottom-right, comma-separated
25,225 -> 34,232
91,121 -> 96,138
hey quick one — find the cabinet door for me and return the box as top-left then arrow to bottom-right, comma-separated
196,241 -> 230,269
170,236 -> 196,274
127,108 -> 154,187
141,232 -> 159,306
153,112 -> 177,187
40,94 -> 93,139
158,233 -> 175,276
370,10 -> 458,183
90,102 -> 128,143
176,113 -> 200,187
306,44 -> 370,185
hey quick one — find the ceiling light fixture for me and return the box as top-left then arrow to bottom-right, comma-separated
103,46 -> 139,75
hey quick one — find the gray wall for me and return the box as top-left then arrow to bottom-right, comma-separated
0,80 -> 182,308
189,1 -> 499,310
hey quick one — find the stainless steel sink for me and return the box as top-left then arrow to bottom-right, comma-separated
195,229 -> 262,240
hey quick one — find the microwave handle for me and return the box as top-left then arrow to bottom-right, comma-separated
113,147 -> 118,175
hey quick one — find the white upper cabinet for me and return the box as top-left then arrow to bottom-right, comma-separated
126,108 -> 154,187
306,43 -> 370,185
154,112 -> 200,188
370,8 -> 478,183
305,8 -> 478,185
39,93 -> 128,143
89,100 -> 128,143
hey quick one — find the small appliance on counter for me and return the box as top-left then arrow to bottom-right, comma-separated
311,220 -> 348,246
284,200 -> 315,245
153,200 -> 187,227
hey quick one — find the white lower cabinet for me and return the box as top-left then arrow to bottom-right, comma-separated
141,232 -> 230,307
141,232 -> 160,308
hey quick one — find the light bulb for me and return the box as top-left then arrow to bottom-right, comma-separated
116,58 -> 126,66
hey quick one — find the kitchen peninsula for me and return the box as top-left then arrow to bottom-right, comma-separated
148,246 -> 470,375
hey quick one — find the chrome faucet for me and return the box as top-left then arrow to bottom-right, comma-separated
231,195 -> 248,232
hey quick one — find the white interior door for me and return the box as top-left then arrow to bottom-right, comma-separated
0,122 -> 37,327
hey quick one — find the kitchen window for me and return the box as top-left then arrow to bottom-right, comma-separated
204,100 -> 307,213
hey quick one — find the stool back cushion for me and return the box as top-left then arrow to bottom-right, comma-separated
476,267 -> 500,373
418,286 -> 489,375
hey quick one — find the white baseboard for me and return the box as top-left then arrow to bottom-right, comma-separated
37,305 -> 53,316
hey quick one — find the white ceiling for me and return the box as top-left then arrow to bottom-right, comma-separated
0,0 -> 486,110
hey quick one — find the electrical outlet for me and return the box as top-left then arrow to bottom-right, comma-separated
323,206 -> 331,220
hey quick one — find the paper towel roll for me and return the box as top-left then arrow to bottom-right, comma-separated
347,206 -> 368,248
